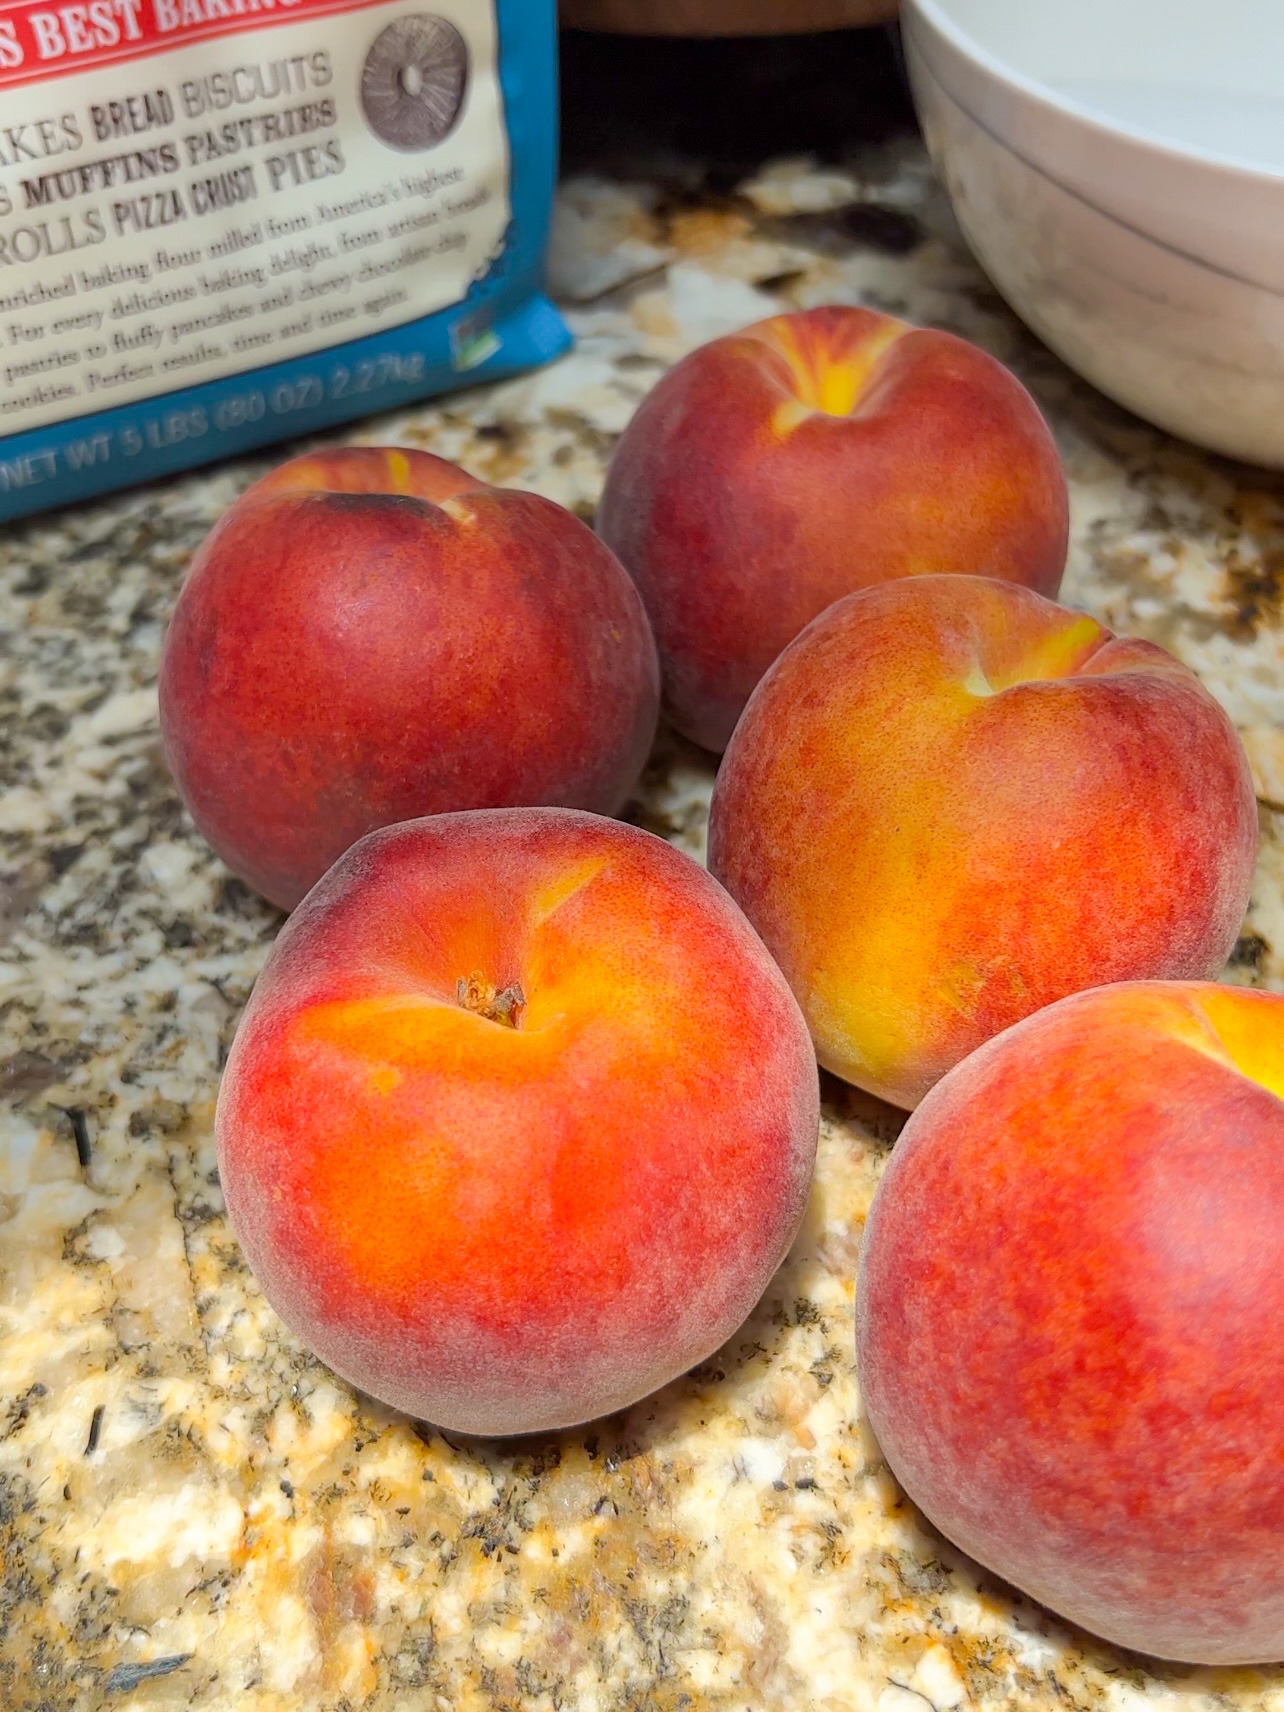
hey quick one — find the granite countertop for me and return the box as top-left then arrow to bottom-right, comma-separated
3,27 -> 1284,1712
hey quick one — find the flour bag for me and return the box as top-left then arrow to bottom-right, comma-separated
0,0 -> 568,520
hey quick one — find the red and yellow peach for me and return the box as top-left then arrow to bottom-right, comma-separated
215,807 -> 820,1435
709,574 -> 1258,1109
599,305 -> 1069,750
159,447 -> 660,910
857,980 -> 1284,1664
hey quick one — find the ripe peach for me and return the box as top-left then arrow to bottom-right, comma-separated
159,447 -> 660,911
709,575 -> 1258,1109
857,981 -> 1284,1665
215,807 -> 819,1436
598,305 -> 1068,750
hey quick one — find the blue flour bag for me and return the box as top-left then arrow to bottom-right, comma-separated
0,0 -> 569,520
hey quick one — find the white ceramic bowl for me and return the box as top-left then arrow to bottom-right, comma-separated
903,0 -> 1284,465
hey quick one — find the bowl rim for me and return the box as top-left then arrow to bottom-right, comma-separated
906,0 -> 1284,186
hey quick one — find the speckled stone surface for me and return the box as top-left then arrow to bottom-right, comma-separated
4,29 -> 1284,1712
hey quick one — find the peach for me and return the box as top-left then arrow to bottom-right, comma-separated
708,575 -> 1258,1109
159,447 -> 660,911
856,981 -> 1284,1665
215,807 -> 819,1436
598,305 -> 1068,750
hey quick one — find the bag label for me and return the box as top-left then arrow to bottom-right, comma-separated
0,0 -> 508,438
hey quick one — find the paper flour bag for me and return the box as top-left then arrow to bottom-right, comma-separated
0,0 -> 568,519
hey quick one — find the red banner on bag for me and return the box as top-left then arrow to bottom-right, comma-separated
0,0 -> 387,89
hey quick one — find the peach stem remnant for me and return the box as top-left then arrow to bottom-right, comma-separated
457,972 -> 526,1028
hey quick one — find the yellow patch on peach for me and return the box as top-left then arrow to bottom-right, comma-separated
964,609 -> 1105,693
1185,987 -> 1284,1100
528,855 -> 609,929
761,310 -> 907,417
384,449 -> 413,491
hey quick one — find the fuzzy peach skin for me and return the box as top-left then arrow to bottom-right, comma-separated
159,447 -> 660,911
215,807 -> 819,1436
597,305 -> 1068,750
708,575 -> 1258,1109
857,981 -> 1284,1665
